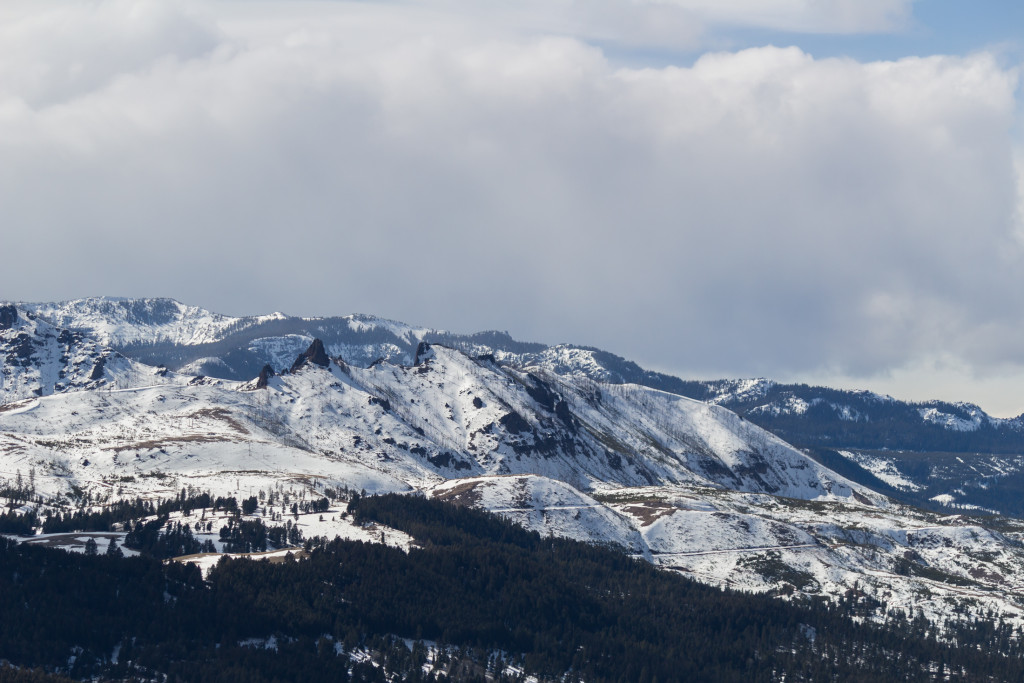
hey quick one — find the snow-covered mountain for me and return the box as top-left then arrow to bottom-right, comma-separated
20,298 -> 1024,439
7,299 -> 1024,632
17,297 -> 444,377
21,299 -> 1024,517
0,304 -> 181,404
13,297 -> 1024,518
0,333 -> 871,502
20,297 -> 281,347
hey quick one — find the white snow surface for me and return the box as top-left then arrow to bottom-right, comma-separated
593,484 -> 1024,629
170,504 -> 415,578
0,307 -> 185,404
705,378 -> 776,404
430,475 -> 648,554
20,297 -> 277,347
841,451 -> 924,491
19,298 -> 433,353
6,310 -> 1024,632
918,404 -> 987,432
509,345 -> 619,382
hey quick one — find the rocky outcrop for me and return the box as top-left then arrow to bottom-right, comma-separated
0,305 -> 17,330
414,341 -> 434,366
89,356 -> 107,381
290,339 -> 330,373
256,364 -> 275,389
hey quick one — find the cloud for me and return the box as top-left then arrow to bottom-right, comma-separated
0,0 -> 220,108
0,1 -> 1022,410
398,0 -> 916,47
1016,148 -> 1024,244
651,0 -> 915,34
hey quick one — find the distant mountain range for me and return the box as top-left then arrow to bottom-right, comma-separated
15,297 -> 1024,515
6,296 -> 1024,634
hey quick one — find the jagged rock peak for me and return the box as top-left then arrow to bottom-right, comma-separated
256,364 -> 275,389
290,338 -> 330,373
89,356 -> 107,381
0,304 -> 17,330
414,341 -> 434,366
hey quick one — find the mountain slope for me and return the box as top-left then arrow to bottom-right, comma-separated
2,338 -> 872,503
23,298 -> 1024,454
16,297 -> 1024,515
21,297 -> 268,347
0,304 -> 180,405
7,302 -> 1024,633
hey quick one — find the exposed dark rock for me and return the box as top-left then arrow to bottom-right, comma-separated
696,455 -> 739,484
256,364 -> 275,389
6,333 -> 36,366
89,356 -> 107,381
554,400 -> 578,434
0,305 -> 18,330
428,451 -> 472,470
472,396 -> 484,409
499,411 -> 531,434
523,373 -> 557,411
290,338 -> 330,373
428,452 -> 454,468
369,396 -> 391,411
56,329 -> 80,346
852,490 -> 873,506
414,341 -> 433,366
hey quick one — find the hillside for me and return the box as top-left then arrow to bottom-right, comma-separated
4,299 -> 1024,641
7,495 -> 1024,682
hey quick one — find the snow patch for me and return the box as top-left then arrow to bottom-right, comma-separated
918,405 -> 985,432
841,451 -> 923,492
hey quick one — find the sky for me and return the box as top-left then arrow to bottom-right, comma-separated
1,0 -> 1023,414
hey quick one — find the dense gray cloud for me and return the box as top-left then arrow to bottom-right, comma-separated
1,1 -> 1022,412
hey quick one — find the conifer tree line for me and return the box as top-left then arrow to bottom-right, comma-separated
1,494 -> 1023,681
0,486 -> 341,557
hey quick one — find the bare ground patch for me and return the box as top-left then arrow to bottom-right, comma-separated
433,480 -> 483,507
0,442 -> 27,455
190,408 -> 249,435
106,434 -> 234,452
0,399 -> 36,413
619,503 -> 677,527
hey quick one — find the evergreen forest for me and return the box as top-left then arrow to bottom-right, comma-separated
1,494 -> 1023,682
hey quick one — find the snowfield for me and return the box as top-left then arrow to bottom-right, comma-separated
841,451 -> 925,491
20,298 -> 282,348
5,301 -> 1024,633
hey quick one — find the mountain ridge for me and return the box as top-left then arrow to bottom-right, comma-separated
17,297 -> 1023,425
14,297 -> 1024,515
6,299 -> 1024,632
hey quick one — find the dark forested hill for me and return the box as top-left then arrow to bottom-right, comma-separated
2,495 -> 1023,682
